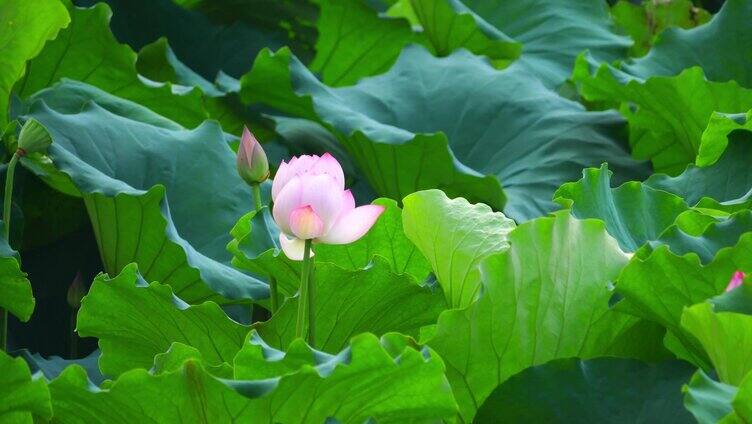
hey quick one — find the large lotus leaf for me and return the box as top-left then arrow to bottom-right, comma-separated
402,190 -> 514,308
572,65 -> 752,175
13,349 -> 104,385
610,0 -> 710,57
696,110 -> 752,167
241,45 -> 648,221
18,3 -> 210,129
255,258 -> 446,352
475,358 -> 695,423
645,132 -> 752,210
733,371 -> 752,422
0,222 -> 35,322
311,0 -> 422,86
50,333 -> 457,423
0,350 -> 52,423
0,0 -> 68,127
77,264 -> 248,377
22,82 -> 267,304
616,219 -> 752,368
409,0 -> 630,88
682,303 -> 752,386
74,0 -> 312,80
425,211 -> 648,421
683,370 -> 737,424
555,164 -> 688,252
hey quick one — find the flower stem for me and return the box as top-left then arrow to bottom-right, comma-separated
251,183 -> 263,211
269,277 -> 278,313
0,151 -> 20,351
307,263 -> 316,348
295,240 -> 314,343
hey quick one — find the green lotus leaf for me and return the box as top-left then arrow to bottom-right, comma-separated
683,370 -> 737,424
410,0 -> 629,88
476,357 -> 695,422
18,3 -> 211,129
0,0 -> 68,127
241,45 -> 648,221
0,350 -> 52,423
152,342 -> 234,379
616,214 -> 752,368
22,82 -> 267,303
49,333 -> 457,423
12,349 -> 103,385
682,303 -> 752,386
0,221 -> 34,322
402,189 -> 514,308
555,164 -> 688,252
572,65 -> 752,175
611,0 -> 710,57
425,211 -> 650,421
696,109 -> 752,167
732,371 -> 752,422
255,257 -> 446,352
645,133 -> 752,211
77,263 -> 248,377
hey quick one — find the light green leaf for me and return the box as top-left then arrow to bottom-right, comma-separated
426,211 -> 644,421
17,3 -> 209,128
555,164 -> 688,252
0,221 -> 34,321
682,303 -> 752,386
24,82 -> 268,303
733,371 -> 752,422
476,358 -> 695,422
49,333 -> 457,423
0,0 -> 68,127
683,370 -> 737,424
77,264 -> 248,377
402,189 -> 514,308
697,110 -> 752,167
233,332 -> 459,422
255,258 -> 447,352
311,0 -> 422,86
0,350 -> 52,423
241,46 -> 648,221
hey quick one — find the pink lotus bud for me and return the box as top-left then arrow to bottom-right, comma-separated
725,271 -> 745,293
236,126 -> 269,185
271,153 -> 385,260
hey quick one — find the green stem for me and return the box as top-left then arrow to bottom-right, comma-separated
307,261 -> 316,348
0,152 -> 19,351
251,183 -> 263,211
70,308 -> 78,358
295,240 -> 313,342
269,277 -> 278,313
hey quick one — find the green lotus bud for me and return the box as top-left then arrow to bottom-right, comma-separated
17,118 -> 51,155
236,126 -> 269,185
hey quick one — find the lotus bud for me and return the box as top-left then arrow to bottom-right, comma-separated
271,153 -> 385,260
17,118 -> 52,156
236,126 -> 269,185
725,271 -> 745,293
67,271 -> 86,309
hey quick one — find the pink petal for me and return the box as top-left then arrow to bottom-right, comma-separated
726,271 -> 745,292
299,174 -> 344,230
310,153 -> 345,190
279,233 -> 311,261
272,160 -> 292,201
318,205 -> 385,244
289,205 -> 325,240
272,176 -> 304,234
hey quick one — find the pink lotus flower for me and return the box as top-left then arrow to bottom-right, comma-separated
726,271 -> 745,292
237,126 -> 269,185
272,153 -> 384,260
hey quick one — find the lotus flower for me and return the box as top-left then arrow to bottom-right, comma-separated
726,271 -> 745,292
236,126 -> 269,185
272,153 -> 384,260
